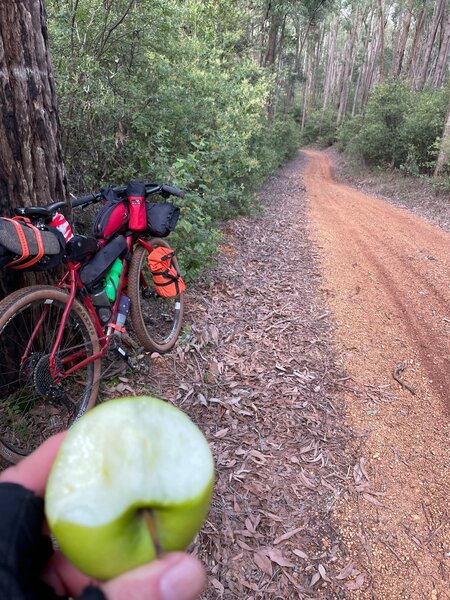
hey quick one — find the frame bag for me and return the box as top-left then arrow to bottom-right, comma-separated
80,235 -> 127,291
148,246 -> 185,298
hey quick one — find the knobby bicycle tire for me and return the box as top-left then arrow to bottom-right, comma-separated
0,286 -> 101,464
128,239 -> 184,353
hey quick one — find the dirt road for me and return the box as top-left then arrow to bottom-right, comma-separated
304,149 -> 450,599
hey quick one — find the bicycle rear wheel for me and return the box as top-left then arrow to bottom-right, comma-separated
128,239 -> 184,353
0,286 -> 101,464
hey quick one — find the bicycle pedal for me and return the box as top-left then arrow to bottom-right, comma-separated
113,344 -> 135,370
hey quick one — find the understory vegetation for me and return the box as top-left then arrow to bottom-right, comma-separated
47,1 -> 301,278
46,1 -> 449,276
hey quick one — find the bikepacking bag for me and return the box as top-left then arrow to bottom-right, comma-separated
93,187 -> 129,241
65,235 -> 101,264
0,216 -> 66,271
127,180 -> 147,231
146,202 -> 180,238
148,246 -> 185,298
80,234 -> 127,291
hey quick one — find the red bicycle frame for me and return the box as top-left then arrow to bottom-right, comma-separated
22,235 -> 155,382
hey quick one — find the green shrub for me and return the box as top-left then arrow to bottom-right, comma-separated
301,109 -> 336,146
47,0 -> 300,277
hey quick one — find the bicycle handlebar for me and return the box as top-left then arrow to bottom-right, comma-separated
71,182 -> 185,209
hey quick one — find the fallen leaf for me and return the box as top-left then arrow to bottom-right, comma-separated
336,561 -> 357,580
254,552 -> 273,577
318,563 -> 331,582
293,548 -> 308,560
274,526 -> 304,545
211,578 -> 224,594
214,427 -> 229,438
267,548 -> 296,568
345,573 -> 365,590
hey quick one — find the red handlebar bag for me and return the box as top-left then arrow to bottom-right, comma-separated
148,246 -> 185,298
127,180 -> 147,231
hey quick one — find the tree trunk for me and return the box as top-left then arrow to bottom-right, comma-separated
391,0 -> 413,78
405,2 -> 427,82
0,1 -> 67,296
337,14 -> 359,125
432,10 -> 450,88
378,0 -> 385,82
264,12 -> 279,67
434,100 -> 450,176
416,0 -> 446,90
322,19 -> 339,109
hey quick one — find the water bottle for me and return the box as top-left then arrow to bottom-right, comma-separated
114,295 -> 131,335
89,285 -> 112,325
104,258 -> 123,302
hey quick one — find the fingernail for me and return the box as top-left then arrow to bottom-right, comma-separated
160,554 -> 205,600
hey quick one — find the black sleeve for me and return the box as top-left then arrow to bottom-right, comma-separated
0,482 -> 106,600
77,587 -> 106,600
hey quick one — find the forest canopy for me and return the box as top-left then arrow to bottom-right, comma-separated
46,0 -> 449,275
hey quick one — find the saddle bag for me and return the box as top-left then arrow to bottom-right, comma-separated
80,235 -> 127,291
148,246 -> 185,298
0,217 -> 65,271
93,187 -> 129,240
127,180 -> 147,232
146,202 -> 180,238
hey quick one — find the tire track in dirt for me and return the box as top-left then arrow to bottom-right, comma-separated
303,149 -> 450,599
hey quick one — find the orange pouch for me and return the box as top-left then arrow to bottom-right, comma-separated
148,246 -> 185,298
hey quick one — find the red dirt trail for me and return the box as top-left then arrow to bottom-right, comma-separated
303,149 -> 450,599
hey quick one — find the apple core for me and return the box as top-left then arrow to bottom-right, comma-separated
45,396 -> 214,580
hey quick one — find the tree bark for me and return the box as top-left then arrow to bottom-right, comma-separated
0,1 -> 67,213
432,10 -> 450,88
337,14 -> 359,125
416,0 -> 446,90
434,100 -> 450,177
391,0 -> 413,78
405,1 -> 427,82
377,0 -> 385,82
322,19 -> 338,109
0,1 -> 67,296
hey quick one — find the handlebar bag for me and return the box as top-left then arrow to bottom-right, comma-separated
0,217 -> 65,271
80,234 -> 127,291
146,203 -> 180,238
93,187 -> 129,241
127,180 -> 147,231
147,246 -> 185,298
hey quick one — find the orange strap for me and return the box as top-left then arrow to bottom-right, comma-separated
108,323 -> 126,334
5,217 -> 45,269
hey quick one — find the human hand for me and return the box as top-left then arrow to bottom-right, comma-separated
0,433 -> 206,600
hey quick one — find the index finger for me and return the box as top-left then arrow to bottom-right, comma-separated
0,432 -> 66,497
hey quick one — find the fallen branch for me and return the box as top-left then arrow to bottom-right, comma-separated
393,362 -> 416,396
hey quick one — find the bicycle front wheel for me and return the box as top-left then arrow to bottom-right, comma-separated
128,240 -> 184,353
0,286 -> 101,464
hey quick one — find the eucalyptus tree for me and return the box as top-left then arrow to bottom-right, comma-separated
0,0 -> 67,295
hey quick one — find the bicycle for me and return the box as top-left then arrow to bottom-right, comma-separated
0,182 -> 185,464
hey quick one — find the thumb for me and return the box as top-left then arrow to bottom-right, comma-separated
99,553 -> 206,600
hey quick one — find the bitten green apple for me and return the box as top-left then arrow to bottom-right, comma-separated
45,396 -> 214,581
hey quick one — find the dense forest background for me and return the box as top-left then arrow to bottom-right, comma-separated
47,0 -> 449,276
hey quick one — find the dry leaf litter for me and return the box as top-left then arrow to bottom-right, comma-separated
104,155 -> 373,598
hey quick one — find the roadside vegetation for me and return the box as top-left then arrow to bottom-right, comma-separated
44,1 -> 449,277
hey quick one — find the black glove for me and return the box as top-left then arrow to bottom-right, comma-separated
0,482 -> 106,600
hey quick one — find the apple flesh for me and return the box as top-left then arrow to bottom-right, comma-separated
45,396 -> 214,580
